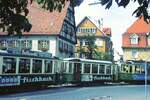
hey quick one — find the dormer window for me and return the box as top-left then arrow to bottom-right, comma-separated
130,34 -> 139,44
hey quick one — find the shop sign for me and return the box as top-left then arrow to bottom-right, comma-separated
0,76 -> 20,86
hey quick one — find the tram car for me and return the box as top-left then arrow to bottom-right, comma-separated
0,49 -> 59,92
61,58 -> 113,85
117,60 -> 150,84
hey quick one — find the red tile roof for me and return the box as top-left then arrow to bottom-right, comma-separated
102,28 -> 111,36
0,1 -> 70,35
122,16 -> 150,48
122,33 -> 147,48
127,16 -> 150,33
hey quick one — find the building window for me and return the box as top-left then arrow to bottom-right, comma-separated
130,34 -> 139,44
38,40 -> 49,51
12,40 -> 18,47
77,28 -> 81,33
22,40 -> 32,49
0,40 -> 8,50
95,39 -> 103,47
132,49 -> 138,59
59,40 -> 63,52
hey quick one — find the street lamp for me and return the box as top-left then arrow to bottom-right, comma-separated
144,61 -> 147,100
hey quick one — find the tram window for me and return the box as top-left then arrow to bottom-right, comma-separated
61,62 -> 64,72
61,62 -> 67,72
54,61 -> 58,72
123,65 -> 127,72
32,59 -> 42,73
19,58 -> 30,73
106,66 -> 111,74
141,66 -> 145,74
129,65 -> 132,73
135,65 -> 140,73
92,64 -> 98,74
64,62 -> 67,72
45,60 -> 52,73
84,63 -> 90,73
69,63 -> 73,73
99,65 -> 105,74
2,57 -> 16,74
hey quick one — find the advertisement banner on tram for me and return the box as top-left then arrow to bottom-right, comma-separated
132,74 -> 150,80
93,75 -> 112,81
0,76 -> 21,86
20,75 -> 54,84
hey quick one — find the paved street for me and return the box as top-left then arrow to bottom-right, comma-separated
0,85 -> 150,100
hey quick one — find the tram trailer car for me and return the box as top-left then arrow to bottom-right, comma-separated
0,49 -> 59,93
117,61 -> 150,84
61,58 -> 113,85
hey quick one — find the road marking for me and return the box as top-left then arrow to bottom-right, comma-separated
19,98 -> 26,100
87,96 -> 112,100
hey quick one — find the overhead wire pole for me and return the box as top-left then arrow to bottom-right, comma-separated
145,61 -> 147,100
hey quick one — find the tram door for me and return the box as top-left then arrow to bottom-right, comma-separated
73,63 -> 81,82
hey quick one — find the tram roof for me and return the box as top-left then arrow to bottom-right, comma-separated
63,58 -> 112,64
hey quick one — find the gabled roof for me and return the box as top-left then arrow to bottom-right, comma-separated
127,16 -> 150,34
0,1 -> 70,35
76,16 -> 105,36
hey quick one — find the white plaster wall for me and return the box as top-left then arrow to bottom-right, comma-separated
32,40 -> 39,51
48,39 -> 57,57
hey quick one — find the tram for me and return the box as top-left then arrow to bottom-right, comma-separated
118,60 -> 150,84
61,58 -> 113,85
0,49 -> 58,91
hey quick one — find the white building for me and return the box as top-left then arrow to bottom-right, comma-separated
0,1 -> 76,59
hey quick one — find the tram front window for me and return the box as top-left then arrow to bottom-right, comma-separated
84,63 -> 90,73
2,57 -> 16,74
32,59 -> 42,73
19,58 -> 30,73
45,60 -> 53,73
92,64 -> 98,74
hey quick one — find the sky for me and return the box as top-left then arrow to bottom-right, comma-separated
74,0 -> 139,60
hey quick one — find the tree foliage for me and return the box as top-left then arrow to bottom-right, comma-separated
77,34 -> 111,60
100,0 -> 150,23
0,0 -> 31,36
0,0 -> 83,36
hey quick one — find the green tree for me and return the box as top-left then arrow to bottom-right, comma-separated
77,34 -> 111,60
0,0 -> 149,35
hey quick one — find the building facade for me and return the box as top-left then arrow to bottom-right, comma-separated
122,17 -> 150,61
0,1 -> 76,59
75,16 -> 113,61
